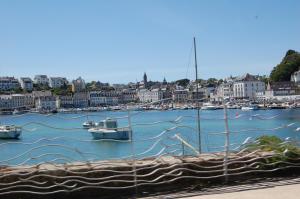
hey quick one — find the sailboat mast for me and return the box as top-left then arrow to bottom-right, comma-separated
194,37 -> 201,154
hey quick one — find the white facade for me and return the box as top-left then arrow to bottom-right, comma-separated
20,77 -> 33,91
89,91 -> 119,106
233,81 -> 265,99
49,77 -> 68,88
0,77 -> 20,91
35,96 -> 57,111
34,75 -> 49,85
89,91 -> 106,106
0,94 -> 34,109
137,89 -> 164,103
291,70 -> 300,83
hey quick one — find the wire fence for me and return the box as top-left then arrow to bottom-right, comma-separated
0,103 -> 300,198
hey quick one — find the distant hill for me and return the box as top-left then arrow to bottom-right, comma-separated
270,50 -> 300,82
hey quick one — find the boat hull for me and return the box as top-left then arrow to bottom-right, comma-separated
0,130 -> 21,139
89,130 -> 131,140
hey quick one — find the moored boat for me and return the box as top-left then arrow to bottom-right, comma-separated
82,121 -> 96,128
88,118 -> 131,140
201,103 -> 218,110
0,125 -> 22,139
241,104 -> 259,111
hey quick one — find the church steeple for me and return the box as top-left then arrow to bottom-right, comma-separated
163,77 -> 167,85
143,72 -> 148,88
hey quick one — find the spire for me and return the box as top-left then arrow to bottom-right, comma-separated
163,77 -> 167,85
143,72 -> 148,88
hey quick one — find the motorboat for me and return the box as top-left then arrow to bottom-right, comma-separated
88,118 -> 131,140
0,125 -> 22,139
201,103 -> 218,110
82,121 -> 96,129
241,104 -> 259,111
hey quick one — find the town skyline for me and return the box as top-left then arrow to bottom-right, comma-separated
1,0 -> 300,83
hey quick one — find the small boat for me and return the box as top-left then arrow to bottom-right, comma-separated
88,118 -> 131,140
0,125 -> 22,139
82,121 -> 96,128
241,104 -> 259,111
201,103 -> 218,110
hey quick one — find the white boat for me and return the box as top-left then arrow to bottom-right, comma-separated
201,103 -> 218,110
0,125 -> 22,139
241,104 -> 259,111
82,121 -> 96,128
88,118 -> 131,140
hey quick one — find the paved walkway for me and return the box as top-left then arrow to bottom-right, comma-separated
184,184 -> 300,199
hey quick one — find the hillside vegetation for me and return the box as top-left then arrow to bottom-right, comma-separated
270,50 -> 300,82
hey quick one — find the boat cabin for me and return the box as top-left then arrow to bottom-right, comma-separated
98,118 -> 118,129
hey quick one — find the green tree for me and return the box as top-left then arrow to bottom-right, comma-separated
175,79 -> 190,87
270,50 -> 300,82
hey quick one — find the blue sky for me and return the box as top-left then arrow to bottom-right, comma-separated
0,0 -> 299,83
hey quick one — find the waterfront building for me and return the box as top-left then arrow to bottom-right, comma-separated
0,94 -> 34,110
265,82 -> 299,97
49,77 -> 68,88
34,75 -> 49,86
172,90 -> 189,103
233,73 -> 265,99
89,91 -> 107,106
35,96 -> 57,111
210,82 -> 234,102
20,77 -> 33,91
73,92 -> 88,108
89,91 -> 120,106
137,88 -> 164,103
72,77 -> 86,93
57,95 -> 73,108
120,89 -> 137,104
0,77 -> 20,91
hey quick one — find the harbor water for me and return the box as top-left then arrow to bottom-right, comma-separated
0,109 -> 300,166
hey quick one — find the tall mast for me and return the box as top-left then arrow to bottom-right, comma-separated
194,37 -> 201,154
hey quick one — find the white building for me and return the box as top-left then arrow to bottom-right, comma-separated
89,91 -> 107,106
0,77 -> 20,91
233,74 -> 265,99
291,70 -> 300,83
89,91 -> 119,106
137,89 -> 164,103
35,96 -> 57,111
20,77 -> 33,91
34,75 -> 49,85
49,77 -> 68,88
0,94 -> 34,109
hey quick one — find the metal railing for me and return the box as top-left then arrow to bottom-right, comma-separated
0,101 -> 300,198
